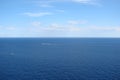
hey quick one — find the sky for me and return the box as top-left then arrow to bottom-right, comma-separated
0,0 -> 120,37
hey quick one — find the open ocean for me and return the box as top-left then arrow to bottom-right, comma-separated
0,38 -> 120,80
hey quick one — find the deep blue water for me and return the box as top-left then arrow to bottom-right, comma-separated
0,38 -> 120,80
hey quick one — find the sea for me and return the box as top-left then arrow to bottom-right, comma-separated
0,38 -> 120,80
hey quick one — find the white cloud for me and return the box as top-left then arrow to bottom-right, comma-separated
30,22 -> 81,32
30,21 -> 120,33
68,26 -> 81,32
71,0 -> 101,6
31,21 -> 42,27
82,26 -> 120,32
34,0 -> 100,7
25,20 -> 85,35
115,27 -> 120,32
72,0 -> 93,3
93,26 -> 118,31
6,27 -> 17,31
33,0 -> 55,8
23,12 -> 52,17
39,4 -> 53,8
68,20 -> 87,25
56,9 -> 65,13
1,21 -> 120,37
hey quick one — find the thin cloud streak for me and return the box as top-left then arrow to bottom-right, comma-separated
31,21 -> 41,27
32,0 -> 101,8
68,20 -> 87,25
39,4 -> 53,8
72,0 -> 95,3
23,12 -> 53,17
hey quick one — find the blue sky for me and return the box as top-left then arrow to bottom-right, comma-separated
0,0 -> 120,37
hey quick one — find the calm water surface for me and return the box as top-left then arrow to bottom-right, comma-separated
0,38 -> 120,80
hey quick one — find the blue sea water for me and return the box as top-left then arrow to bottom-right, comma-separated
0,38 -> 120,80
